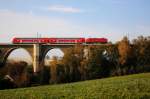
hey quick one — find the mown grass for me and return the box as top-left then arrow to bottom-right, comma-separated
0,73 -> 150,99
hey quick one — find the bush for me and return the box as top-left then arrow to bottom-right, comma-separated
0,75 -> 16,90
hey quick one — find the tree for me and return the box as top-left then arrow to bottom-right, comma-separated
84,46 -> 109,79
49,56 -> 59,84
132,36 -> 150,72
105,45 -> 119,75
133,36 -> 150,65
118,37 -> 134,66
1,61 -> 30,87
62,46 -> 82,82
116,37 -> 137,75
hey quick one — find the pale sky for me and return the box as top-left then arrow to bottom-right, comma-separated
1,0 -> 150,63
0,0 -> 150,43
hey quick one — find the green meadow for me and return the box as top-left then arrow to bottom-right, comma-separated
0,73 -> 150,99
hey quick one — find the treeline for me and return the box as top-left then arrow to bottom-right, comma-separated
0,36 -> 150,89
44,36 -> 150,83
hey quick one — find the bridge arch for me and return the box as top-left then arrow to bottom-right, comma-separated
2,47 -> 33,67
41,47 -> 64,66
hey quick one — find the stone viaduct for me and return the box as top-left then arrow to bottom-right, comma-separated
0,43 -> 112,73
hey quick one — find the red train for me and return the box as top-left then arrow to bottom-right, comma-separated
12,37 -> 108,44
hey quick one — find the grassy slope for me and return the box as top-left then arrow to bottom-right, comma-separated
0,73 -> 150,99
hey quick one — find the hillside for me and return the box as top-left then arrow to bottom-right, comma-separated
0,73 -> 150,99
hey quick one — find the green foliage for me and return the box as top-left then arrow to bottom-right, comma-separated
0,73 -> 150,99
86,46 -> 104,79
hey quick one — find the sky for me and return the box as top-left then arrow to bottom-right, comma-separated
0,0 -> 150,43
1,0 -> 150,63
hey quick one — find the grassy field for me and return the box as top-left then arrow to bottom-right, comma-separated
0,73 -> 150,99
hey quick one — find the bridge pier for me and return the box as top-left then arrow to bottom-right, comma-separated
33,44 -> 40,73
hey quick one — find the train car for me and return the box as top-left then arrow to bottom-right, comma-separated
12,38 -> 49,44
12,38 -> 21,43
85,38 -> 108,44
12,38 -> 85,44
52,38 -> 85,44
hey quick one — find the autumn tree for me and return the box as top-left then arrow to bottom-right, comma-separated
133,36 -> 150,65
1,61 -> 30,87
62,45 -> 83,82
118,37 -> 135,66
49,56 -> 59,84
132,36 -> 150,72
